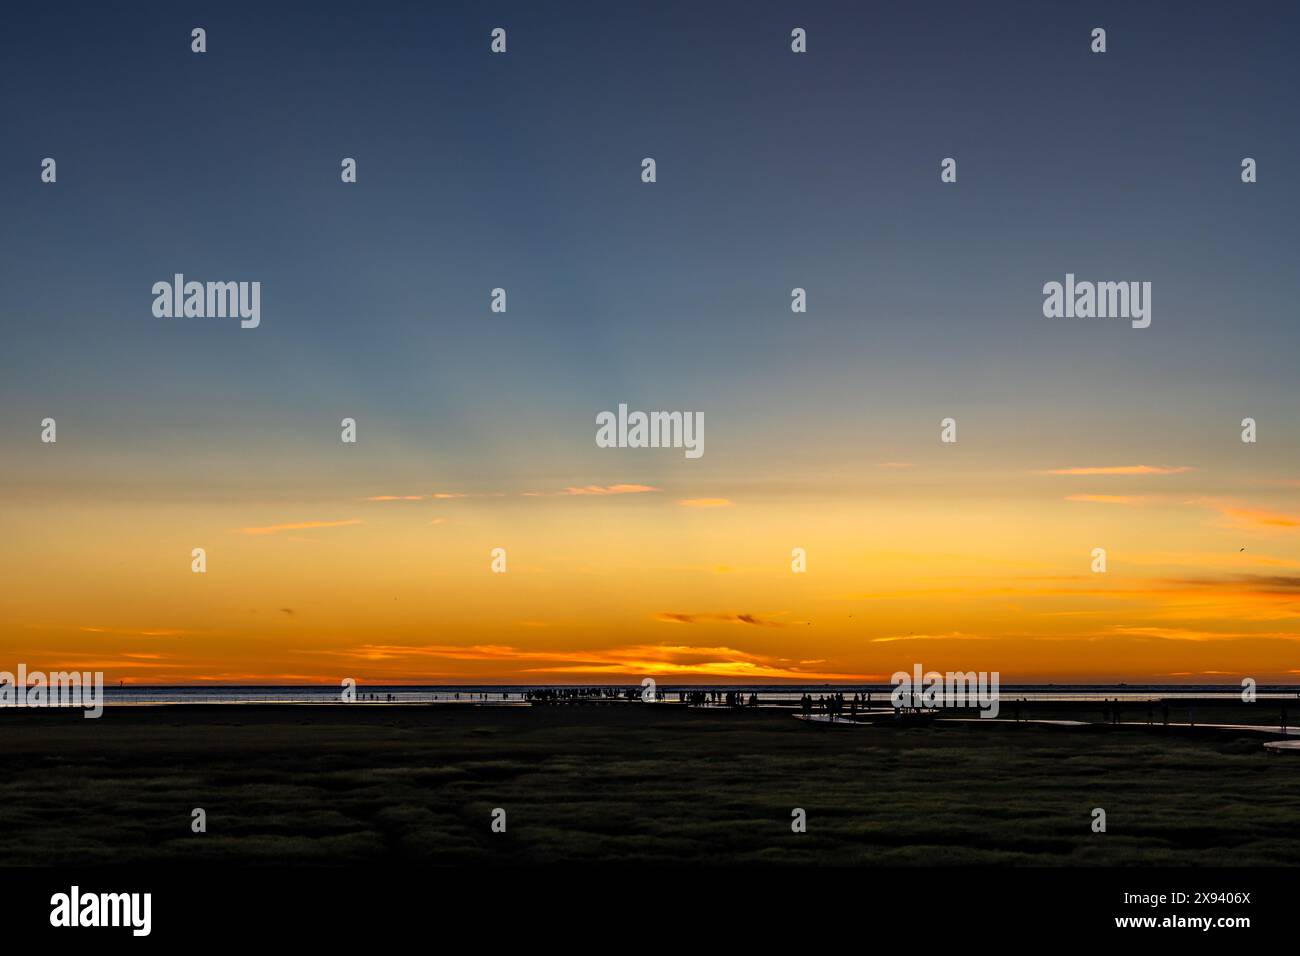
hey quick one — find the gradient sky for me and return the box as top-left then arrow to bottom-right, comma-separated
2,0 -> 1299,684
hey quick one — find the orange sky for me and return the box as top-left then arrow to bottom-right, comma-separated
3,460 -> 1299,685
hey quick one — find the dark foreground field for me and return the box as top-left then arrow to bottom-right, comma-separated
2,704 -> 1297,866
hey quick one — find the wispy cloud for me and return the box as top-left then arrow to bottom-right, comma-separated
325,641 -> 866,680
1065,494 -> 1146,505
869,631 -> 991,643
1218,505 -> 1300,532
1107,624 -> 1300,642
1125,549 -> 1300,570
234,519 -> 362,536
368,493 -> 477,500
1039,465 -> 1191,476
372,484 -> 659,501
655,612 -> 787,627
677,498 -> 734,508
524,484 -> 660,497
1165,573 -> 1300,594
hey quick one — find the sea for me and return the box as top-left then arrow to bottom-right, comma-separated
94,683 -> 1300,705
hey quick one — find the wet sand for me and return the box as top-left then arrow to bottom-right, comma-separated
2,703 -> 1298,866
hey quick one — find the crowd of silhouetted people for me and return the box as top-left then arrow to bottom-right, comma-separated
680,689 -> 759,707
348,689 -> 1298,733
525,687 -> 767,707
799,691 -> 877,720
358,690 -> 516,702
526,686 -> 638,703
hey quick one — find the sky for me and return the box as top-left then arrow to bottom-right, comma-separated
2,0 -> 1299,684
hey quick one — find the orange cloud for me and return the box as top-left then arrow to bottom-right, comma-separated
524,484 -> 660,497
655,612 -> 787,627
566,483 -> 657,495
1065,494 -> 1144,505
869,631 -> 991,643
326,641 -> 865,681
677,498 -> 734,508
1219,506 -> 1300,532
1039,465 -> 1191,476
1106,625 -> 1300,642
234,519 -> 362,536
1125,550 -> 1300,570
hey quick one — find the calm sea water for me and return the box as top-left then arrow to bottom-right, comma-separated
96,684 -> 1300,705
